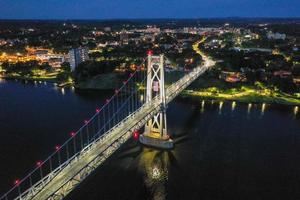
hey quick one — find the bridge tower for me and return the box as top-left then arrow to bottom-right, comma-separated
139,51 -> 174,149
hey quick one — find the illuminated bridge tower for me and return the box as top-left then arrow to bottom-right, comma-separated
139,52 -> 174,149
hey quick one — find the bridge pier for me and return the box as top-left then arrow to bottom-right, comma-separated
139,52 -> 174,149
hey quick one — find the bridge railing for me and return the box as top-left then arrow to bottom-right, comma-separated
0,63 -> 149,200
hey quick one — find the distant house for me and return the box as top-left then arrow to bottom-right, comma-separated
273,70 -> 292,78
219,71 -> 247,83
293,77 -> 300,85
49,57 -> 65,68
267,31 -> 286,40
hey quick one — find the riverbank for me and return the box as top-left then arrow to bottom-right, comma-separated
0,73 -> 58,82
181,86 -> 300,106
0,73 -> 75,88
185,38 -> 300,106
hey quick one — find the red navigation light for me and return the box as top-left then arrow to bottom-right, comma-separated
123,80 -> 128,85
84,120 -> 89,124
106,99 -> 110,104
14,179 -> 20,186
55,145 -> 61,151
147,50 -> 153,56
96,108 -> 100,113
36,161 -> 43,167
133,130 -> 140,140
115,89 -> 119,94
70,132 -> 76,137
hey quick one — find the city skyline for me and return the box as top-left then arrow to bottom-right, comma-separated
0,0 -> 300,19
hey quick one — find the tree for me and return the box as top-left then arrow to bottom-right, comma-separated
61,62 -> 71,72
74,60 -> 120,82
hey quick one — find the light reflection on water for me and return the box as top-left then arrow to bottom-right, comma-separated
61,88 -> 65,95
261,103 -> 267,116
200,100 -> 205,113
197,99 -> 298,118
247,103 -> 252,115
218,101 -> 224,114
231,101 -> 236,111
0,77 -> 5,84
294,106 -> 299,116
138,148 -> 171,200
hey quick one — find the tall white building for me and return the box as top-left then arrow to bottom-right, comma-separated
69,47 -> 89,71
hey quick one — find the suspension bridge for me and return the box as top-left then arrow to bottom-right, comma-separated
1,41 -> 215,200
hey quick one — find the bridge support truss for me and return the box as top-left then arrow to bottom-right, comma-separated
139,52 -> 174,149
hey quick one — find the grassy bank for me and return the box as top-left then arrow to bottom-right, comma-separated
0,73 -> 58,82
183,38 -> 300,106
181,85 -> 300,106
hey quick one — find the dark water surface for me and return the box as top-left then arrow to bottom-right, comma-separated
1,78 -> 300,200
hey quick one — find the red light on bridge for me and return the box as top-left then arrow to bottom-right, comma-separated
70,132 -> 76,137
14,179 -> 20,186
115,89 -> 119,94
84,120 -> 89,124
147,50 -> 153,56
55,145 -> 61,151
96,108 -> 100,113
36,161 -> 43,167
133,130 -> 140,140
130,73 -> 134,77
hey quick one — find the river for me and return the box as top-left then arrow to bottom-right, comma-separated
0,78 -> 300,200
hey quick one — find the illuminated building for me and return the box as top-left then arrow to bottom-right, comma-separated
69,47 -> 89,71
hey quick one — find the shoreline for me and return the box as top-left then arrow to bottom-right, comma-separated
0,74 -> 75,87
181,89 -> 300,106
2,74 -> 300,106
0,74 -> 58,83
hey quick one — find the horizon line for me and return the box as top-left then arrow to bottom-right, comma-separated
0,17 -> 300,21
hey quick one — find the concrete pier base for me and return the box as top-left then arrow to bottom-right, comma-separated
139,132 -> 173,149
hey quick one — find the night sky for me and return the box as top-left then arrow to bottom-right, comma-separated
0,0 -> 299,19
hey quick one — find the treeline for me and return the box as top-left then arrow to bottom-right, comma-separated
1,61 -> 52,75
74,60 -> 121,82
